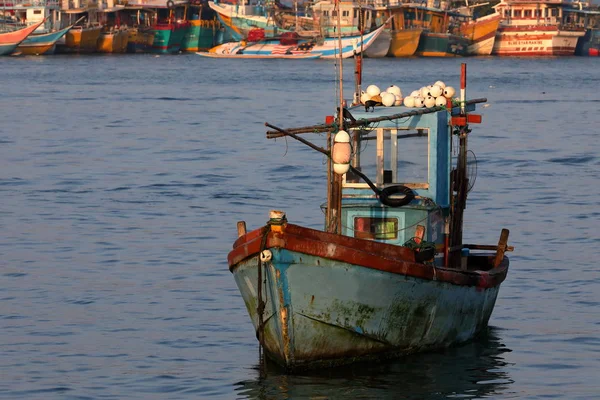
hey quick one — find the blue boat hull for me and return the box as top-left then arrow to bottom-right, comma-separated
18,26 -> 72,55
232,246 -> 503,370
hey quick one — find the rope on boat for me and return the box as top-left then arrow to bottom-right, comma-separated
256,228 -> 269,345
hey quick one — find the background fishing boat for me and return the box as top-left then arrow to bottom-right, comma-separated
181,3 -> 221,52
2,0 -> 69,55
208,0 -> 282,40
411,4 -> 470,57
56,5 -> 103,54
460,12 -> 501,56
492,0 -> 586,56
97,6 -> 128,53
0,18 -> 44,55
207,22 -> 386,59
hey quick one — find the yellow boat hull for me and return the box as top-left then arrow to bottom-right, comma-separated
387,28 -> 422,57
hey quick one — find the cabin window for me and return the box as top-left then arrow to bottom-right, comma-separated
535,9 -> 541,17
513,10 -> 522,17
33,10 -> 42,14
354,217 -> 398,240
332,10 -> 337,17
504,9 -> 510,17
342,10 -> 349,17
323,10 -> 329,16
346,128 -> 429,188
551,9 -> 558,17
354,9 -> 358,18
524,9 -> 531,18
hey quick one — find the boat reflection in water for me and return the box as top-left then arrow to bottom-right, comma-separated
234,327 -> 513,399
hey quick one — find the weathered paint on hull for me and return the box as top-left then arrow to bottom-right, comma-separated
416,33 -> 469,57
387,27 -> 422,57
493,26 -> 584,56
97,29 -> 129,53
151,23 -> 188,54
232,248 -> 502,370
60,26 -> 102,53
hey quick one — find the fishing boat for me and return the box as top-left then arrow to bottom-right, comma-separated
208,0 -> 282,40
460,12 -> 501,56
228,59 -> 513,370
180,2 -> 222,52
412,4 -> 471,57
372,3 -> 423,57
3,0 -> 69,55
196,50 -> 321,58
97,7 -> 129,53
492,0 -> 586,56
0,19 -> 45,55
206,22 -> 386,59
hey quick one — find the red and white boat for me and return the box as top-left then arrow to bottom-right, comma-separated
492,0 -> 586,56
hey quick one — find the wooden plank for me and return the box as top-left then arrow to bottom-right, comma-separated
237,221 -> 247,238
493,229 -> 510,268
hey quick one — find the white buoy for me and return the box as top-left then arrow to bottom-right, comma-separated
443,86 -> 456,98
410,90 -> 420,98
430,84 -> 443,98
366,85 -> 381,97
360,91 -> 370,104
420,86 -> 430,98
386,85 -> 402,97
332,130 -> 351,175
381,92 -> 396,107
434,80 -> 446,89
424,96 -> 436,108
403,96 -> 415,107
435,96 -> 447,107
413,97 -> 425,108
394,94 -> 403,106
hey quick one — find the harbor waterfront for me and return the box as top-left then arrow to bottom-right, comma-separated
1,0 -> 600,57
1,55 -> 599,398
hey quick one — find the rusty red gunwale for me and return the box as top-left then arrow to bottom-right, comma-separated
228,223 -> 508,289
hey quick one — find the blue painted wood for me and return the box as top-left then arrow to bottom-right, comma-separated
233,248 -> 500,369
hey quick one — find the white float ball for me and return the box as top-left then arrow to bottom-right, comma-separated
381,92 -> 396,107
411,90 -> 420,98
434,80 -> 446,89
435,96 -> 447,107
386,85 -> 402,97
394,94 -> 403,106
424,96 -> 436,108
443,86 -> 456,98
413,96 -> 425,108
429,84 -> 443,98
403,96 -> 415,108
360,91 -> 371,104
420,87 -> 430,98
366,84 -> 381,97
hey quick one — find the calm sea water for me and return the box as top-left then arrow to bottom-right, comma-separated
1,54 -> 599,400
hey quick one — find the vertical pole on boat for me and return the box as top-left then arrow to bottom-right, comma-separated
353,0 -> 363,106
326,0 -> 345,234
451,63 -> 469,268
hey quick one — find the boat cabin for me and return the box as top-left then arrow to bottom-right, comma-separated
311,0 -> 374,35
338,103 -> 476,265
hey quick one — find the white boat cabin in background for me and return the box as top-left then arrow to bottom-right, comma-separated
492,0 -> 587,56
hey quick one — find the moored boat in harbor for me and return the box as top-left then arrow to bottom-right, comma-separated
206,22 -> 386,59
460,12 -> 501,56
228,60 -> 513,370
0,19 -> 45,55
492,0 -> 586,56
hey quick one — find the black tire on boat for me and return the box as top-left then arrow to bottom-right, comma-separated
379,185 -> 415,208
